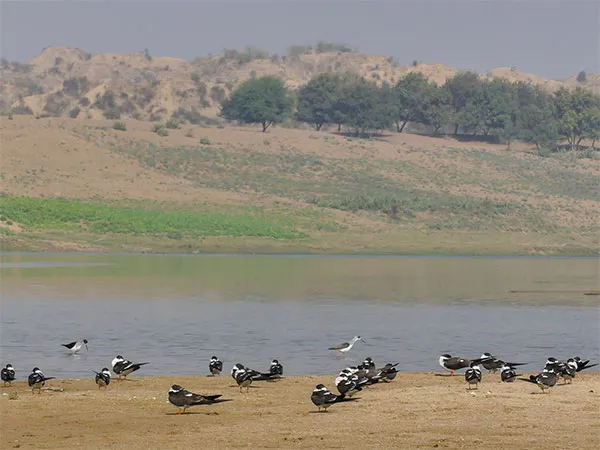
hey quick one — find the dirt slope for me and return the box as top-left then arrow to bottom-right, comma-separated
1,46 -> 597,123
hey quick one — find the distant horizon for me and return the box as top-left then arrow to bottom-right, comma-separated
1,0 -> 597,79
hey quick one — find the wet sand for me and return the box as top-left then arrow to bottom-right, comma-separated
1,372 -> 599,449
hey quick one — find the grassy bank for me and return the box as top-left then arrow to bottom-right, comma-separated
1,196 -> 597,256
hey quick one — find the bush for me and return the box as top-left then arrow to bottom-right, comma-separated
166,118 -> 180,129
199,137 -> 212,145
156,128 -> 169,137
113,121 -> 127,131
68,107 -> 81,118
153,122 -> 165,132
79,97 -> 91,106
576,71 -> 587,83
185,130 -> 194,138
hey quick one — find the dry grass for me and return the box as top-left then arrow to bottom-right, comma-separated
1,116 -> 598,256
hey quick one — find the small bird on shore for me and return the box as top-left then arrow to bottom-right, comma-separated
374,362 -> 399,382
573,357 -> 598,372
231,364 -> 254,392
519,368 -> 558,393
1,364 -> 16,386
465,363 -> 482,390
335,369 -> 369,397
500,364 -> 520,383
168,384 -> 223,415
479,353 -> 527,374
209,356 -> 223,376
311,384 -> 351,412
328,336 -> 365,357
28,367 -> 55,394
62,339 -> 88,354
439,354 -> 474,376
92,368 -> 111,389
559,359 -> 578,384
111,355 -> 149,382
269,359 -> 283,377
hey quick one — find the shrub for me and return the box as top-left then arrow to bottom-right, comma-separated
113,121 -> 127,131
166,118 -> 180,129
576,71 -> 587,83
68,107 -> 81,118
199,137 -> 212,145
156,128 -> 169,137
185,129 -> 194,138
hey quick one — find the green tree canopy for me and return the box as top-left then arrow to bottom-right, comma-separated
296,73 -> 343,131
553,86 -> 600,149
219,76 -> 294,131
444,71 -> 482,135
392,72 -> 430,132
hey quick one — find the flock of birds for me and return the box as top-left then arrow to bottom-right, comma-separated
0,336 -> 597,415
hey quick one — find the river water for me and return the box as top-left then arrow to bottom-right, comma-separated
1,253 -> 598,379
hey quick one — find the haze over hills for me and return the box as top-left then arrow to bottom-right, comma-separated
1,46 -> 598,122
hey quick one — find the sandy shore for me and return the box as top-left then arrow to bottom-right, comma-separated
1,371 -> 599,449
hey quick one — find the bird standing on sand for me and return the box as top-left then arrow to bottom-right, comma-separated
328,336 -> 365,357
111,355 -> 149,382
439,354 -> 474,376
168,384 -> 223,415
93,368 -> 111,389
231,364 -> 254,392
28,367 -> 55,394
1,364 -> 16,386
479,353 -> 527,374
573,357 -> 598,372
62,339 -> 88,354
500,364 -> 520,383
269,359 -> 283,377
209,356 -> 223,376
311,384 -> 349,412
519,368 -> 558,393
465,363 -> 482,390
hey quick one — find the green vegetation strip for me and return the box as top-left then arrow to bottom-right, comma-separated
0,197 -> 307,239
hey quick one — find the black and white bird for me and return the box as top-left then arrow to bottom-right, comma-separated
209,356 -> 223,376
479,353 -> 527,374
328,336 -> 365,356
573,357 -> 598,372
544,357 -> 562,373
269,359 -> 283,377
374,362 -> 399,382
311,384 -> 350,412
92,368 -> 111,389
111,355 -> 149,382
358,357 -> 378,380
500,364 -> 520,383
1,364 -> 16,386
231,364 -> 254,392
27,367 -> 55,394
557,359 -> 578,384
168,384 -> 223,415
465,363 -> 482,390
335,369 -> 369,397
62,339 -> 88,354
519,368 -> 558,393
439,354 -> 475,376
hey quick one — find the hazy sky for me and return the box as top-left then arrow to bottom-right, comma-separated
1,0 -> 598,79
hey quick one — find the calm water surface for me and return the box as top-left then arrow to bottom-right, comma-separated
1,253 -> 598,379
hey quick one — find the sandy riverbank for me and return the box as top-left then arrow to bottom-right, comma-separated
1,371 -> 599,449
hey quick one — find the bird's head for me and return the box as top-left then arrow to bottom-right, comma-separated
169,384 -> 183,393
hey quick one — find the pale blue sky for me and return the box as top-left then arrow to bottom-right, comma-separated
0,0 -> 598,79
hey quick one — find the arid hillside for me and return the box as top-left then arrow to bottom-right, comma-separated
1,46 -> 598,123
1,115 -> 598,255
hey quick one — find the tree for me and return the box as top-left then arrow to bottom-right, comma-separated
333,77 -> 393,136
219,76 -> 294,132
513,83 -> 557,150
420,83 -> 453,134
553,86 -> 600,149
392,72 -> 430,132
461,79 -> 518,137
296,73 -> 343,131
576,71 -> 587,83
444,71 -> 482,135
